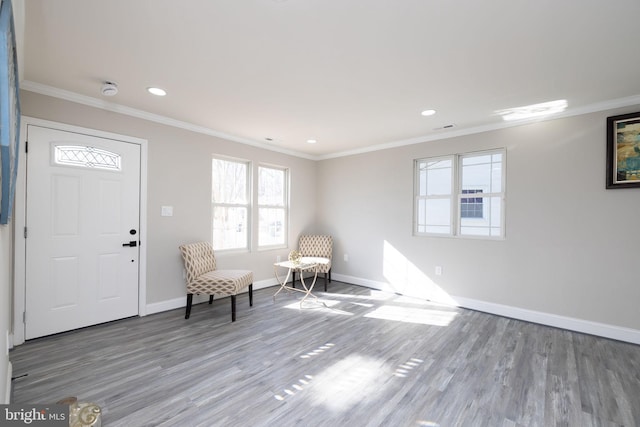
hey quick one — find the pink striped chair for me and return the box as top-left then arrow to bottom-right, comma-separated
179,242 -> 253,322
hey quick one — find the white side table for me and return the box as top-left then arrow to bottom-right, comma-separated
273,260 -> 319,307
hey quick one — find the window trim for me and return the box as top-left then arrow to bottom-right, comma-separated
257,163 -> 289,250
211,155 -> 252,252
414,155 -> 455,236
414,148 -> 506,239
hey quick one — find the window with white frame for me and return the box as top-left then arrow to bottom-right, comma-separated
258,165 -> 288,247
415,157 -> 454,235
414,149 -> 505,238
212,157 -> 250,250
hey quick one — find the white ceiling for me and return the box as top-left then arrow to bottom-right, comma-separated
19,0 -> 640,159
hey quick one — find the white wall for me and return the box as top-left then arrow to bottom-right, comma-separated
15,91 -> 640,345
19,91 -> 318,307
318,108 -> 640,339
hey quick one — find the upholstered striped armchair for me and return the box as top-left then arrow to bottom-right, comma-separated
296,235 -> 333,291
179,242 -> 253,322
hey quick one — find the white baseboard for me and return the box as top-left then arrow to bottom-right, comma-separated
333,273 -> 640,345
454,296 -> 640,345
4,361 -> 11,404
145,277 -> 280,315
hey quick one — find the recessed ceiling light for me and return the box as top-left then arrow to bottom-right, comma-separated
147,87 -> 167,96
421,109 -> 437,117
307,139 -> 317,144
496,99 -> 567,121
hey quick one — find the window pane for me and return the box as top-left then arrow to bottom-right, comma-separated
418,163 -> 427,196
462,154 -> 491,166
461,163 -> 491,193
460,196 -> 501,237
491,160 -> 503,193
55,145 -> 122,171
417,159 -> 452,196
212,206 -> 247,249
258,166 -> 287,247
460,189 -> 484,218
259,208 -> 285,246
426,159 -> 452,195
417,198 -> 451,234
462,154 -> 503,193
212,159 -> 247,203
258,167 -> 284,205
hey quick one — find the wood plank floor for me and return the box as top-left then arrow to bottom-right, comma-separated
10,282 -> 640,427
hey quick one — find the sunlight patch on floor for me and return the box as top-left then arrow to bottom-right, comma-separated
393,357 -> 424,378
318,291 -> 396,302
350,301 -> 375,308
364,305 -> 457,326
310,354 -> 385,413
282,298 -> 338,309
282,299 -> 354,316
273,342 -> 338,401
392,295 -> 453,308
273,374 -> 314,402
300,343 -> 336,359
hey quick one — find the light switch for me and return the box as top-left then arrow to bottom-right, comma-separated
161,206 -> 173,217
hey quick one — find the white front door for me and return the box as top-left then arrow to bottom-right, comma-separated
25,125 -> 141,339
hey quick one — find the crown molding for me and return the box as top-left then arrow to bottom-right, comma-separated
20,80 -> 318,160
317,94 -> 640,160
21,80 -> 640,161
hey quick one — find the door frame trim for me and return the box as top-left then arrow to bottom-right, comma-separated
13,117 -> 148,345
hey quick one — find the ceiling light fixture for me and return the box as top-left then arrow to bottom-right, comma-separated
101,81 -> 118,97
421,109 -> 436,116
147,87 -> 167,96
496,99 -> 567,121
307,139 -> 317,144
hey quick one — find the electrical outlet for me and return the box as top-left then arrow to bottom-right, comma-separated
344,253 -> 349,262
276,255 -> 281,262
435,266 -> 442,276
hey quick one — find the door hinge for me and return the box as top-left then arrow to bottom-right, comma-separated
24,227 -> 27,238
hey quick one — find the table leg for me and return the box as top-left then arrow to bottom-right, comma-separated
298,266 -> 319,307
273,266 -> 292,301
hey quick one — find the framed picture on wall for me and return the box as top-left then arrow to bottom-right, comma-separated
606,111 -> 640,189
0,0 -> 21,224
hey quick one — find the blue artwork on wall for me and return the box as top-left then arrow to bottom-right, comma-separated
0,0 -> 20,224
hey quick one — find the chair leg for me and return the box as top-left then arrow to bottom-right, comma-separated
292,271 -> 296,288
209,295 -> 214,304
329,269 -> 332,283
185,294 -> 193,319
249,284 -> 253,306
231,295 -> 237,322
324,272 -> 328,292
